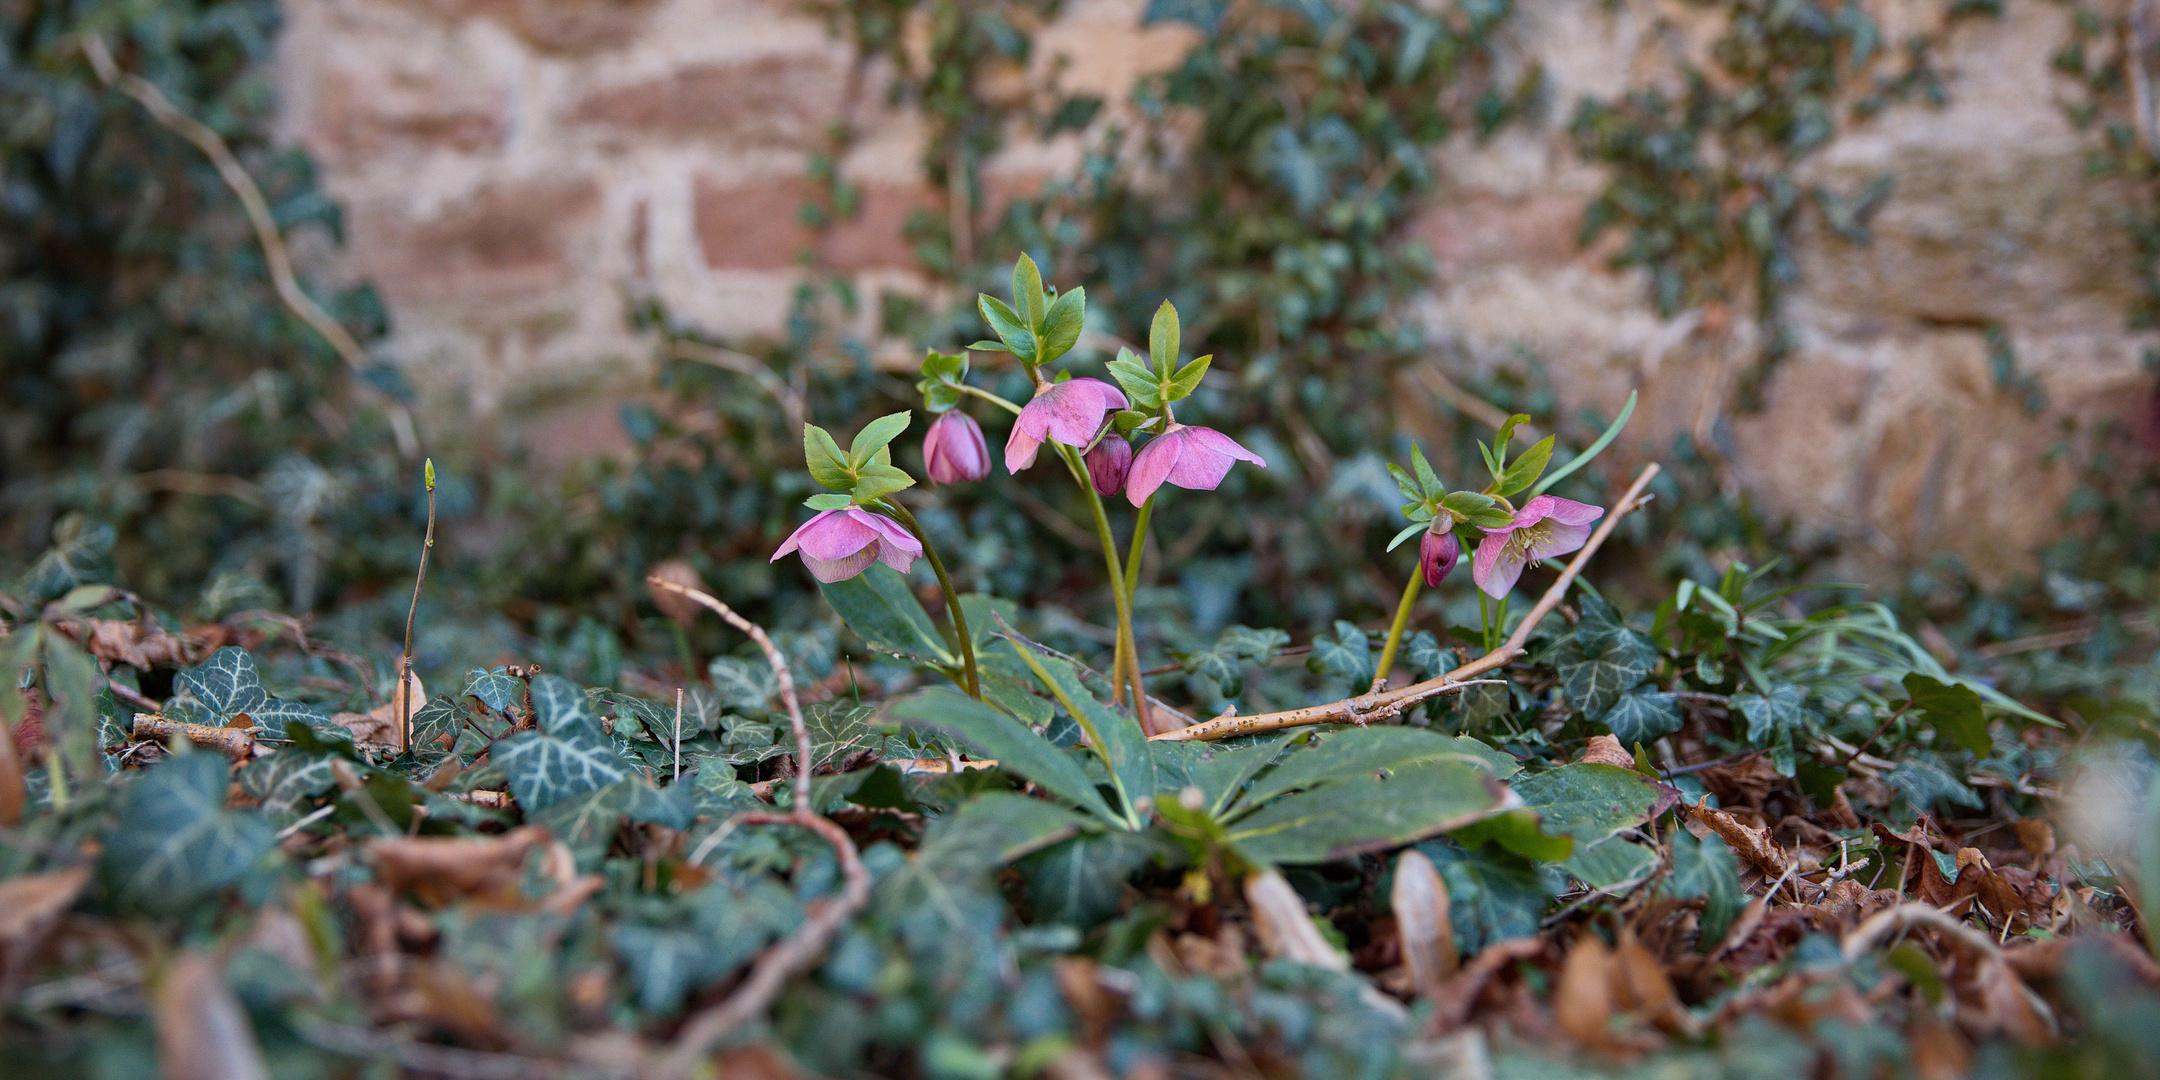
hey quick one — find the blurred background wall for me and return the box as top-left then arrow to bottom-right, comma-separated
269,0 -> 2159,587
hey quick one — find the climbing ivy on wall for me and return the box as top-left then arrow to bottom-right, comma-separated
1569,0 -> 1997,373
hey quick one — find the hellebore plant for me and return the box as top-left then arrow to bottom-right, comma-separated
1371,393 -> 1638,682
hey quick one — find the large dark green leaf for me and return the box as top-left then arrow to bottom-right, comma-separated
1506,763 -> 1677,843
1226,758 -> 1505,865
1415,839 -> 1564,955
495,718 -> 630,811
17,515 -> 115,601
1009,640 -> 1152,818
1234,727 -> 1518,813
820,564 -> 954,667
102,754 -> 276,912
1901,673 -> 1989,757
1147,733 -> 1294,816
1018,829 -> 1164,927
1668,829 -> 1744,947
1554,596 -> 1657,721
884,689 -> 1121,826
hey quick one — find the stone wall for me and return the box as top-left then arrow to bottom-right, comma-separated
274,0 -> 2160,584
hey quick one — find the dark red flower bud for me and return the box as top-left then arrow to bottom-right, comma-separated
1086,436 -> 1133,496
1420,528 -> 1461,587
922,411 -> 991,484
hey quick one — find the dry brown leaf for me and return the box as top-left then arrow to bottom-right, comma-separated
332,669 -> 423,748
1553,935 -> 1617,1048
154,950 -> 269,1080
77,615 -> 208,670
1689,800 -> 1789,876
1392,849 -> 1456,997
646,559 -> 709,627
367,825 -> 549,906
1909,1008 -> 1973,1080
0,864 -> 90,997
1579,735 -> 1634,768
0,721 -> 24,826
1429,937 -> 1547,1033
1611,930 -> 1680,1028
1244,869 -> 1347,972
2014,819 -> 2056,867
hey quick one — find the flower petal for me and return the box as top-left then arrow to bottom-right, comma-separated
859,511 -> 924,559
1520,519 -> 1595,562
1181,426 -> 1266,467
802,546 -> 880,583
1522,495 -> 1604,528
1005,425 -> 1043,473
1471,532 -> 1526,600
771,509 -> 839,561
796,511 -> 881,562
1125,432 -> 1182,506
1160,433 -> 1235,492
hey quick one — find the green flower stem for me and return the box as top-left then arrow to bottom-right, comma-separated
958,383 -> 1024,416
1055,444 -> 1150,734
1370,564 -> 1424,691
880,500 -> 981,700
1123,493 -> 1155,601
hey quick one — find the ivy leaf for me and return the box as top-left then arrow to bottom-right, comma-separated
1600,690 -> 1684,746
1415,839 -> 1564,955
495,717 -> 630,811
1306,620 -> 1374,689
707,657 -> 777,716
1733,684 -> 1812,746
169,647 -> 268,723
1555,600 -> 1656,721
462,668 -> 523,713
18,515 -> 115,601
1667,829 -> 1744,948
1176,625 -> 1291,698
102,754 -> 276,912
1884,755 -> 1983,813
1901,673 -> 1990,757
611,874 -> 801,1013
1402,631 -> 1452,681
1018,829 -> 1162,928
238,750 -> 338,822
530,674 -> 600,736
1039,287 -> 1086,364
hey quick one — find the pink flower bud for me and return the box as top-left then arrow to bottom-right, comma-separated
1420,528 -> 1460,587
922,412 -> 990,484
1086,436 -> 1133,495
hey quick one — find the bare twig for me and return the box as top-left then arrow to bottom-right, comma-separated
290,1015 -> 615,1080
672,687 -> 684,783
644,577 -> 873,1077
131,716 -> 255,758
400,461 -> 437,752
78,34 -> 420,460
1154,463 -> 1662,742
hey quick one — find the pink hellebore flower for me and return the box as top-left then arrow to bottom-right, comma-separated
1086,436 -> 1133,496
1421,528 -> 1461,588
770,507 -> 923,583
1004,378 -> 1128,473
1125,424 -> 1266,506
923,412 -> 991,484
1470,495 -> 1605,600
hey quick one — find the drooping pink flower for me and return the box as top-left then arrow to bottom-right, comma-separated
1421,528 -> 1461,587
1124,424 -> 1265,506
1004,378 -> 1128,473
1086,436 -> 1132,496
770,507 -> 923,583
1470,495 -> 1604,599
923,412 -> 990,484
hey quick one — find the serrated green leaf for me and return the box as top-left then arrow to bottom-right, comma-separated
1235,726 -> 1519,812
1165,354 -> 1209,400
1148,300 -> 1180,372
1019,829 -> 1161,927
1495,435 -> 1555,496
847,412 -> 913,468
820,564 -> 953,666
965,340 -> 1009,353
1506,763 -> 1676,847
920,349 -> 967,381
979,295 -> 1036,362
804,424 -> 853,490
884,688 -> 1121,825
1006,639 -> 1152,821
1012,254 -> 1046,330
1901,673 -> 1989,756
1039,287 -> 1085,364
803,492 -> 853,511
1410,443 -> 1443,499
849,461 -> 916,502
102,754 -> 276,912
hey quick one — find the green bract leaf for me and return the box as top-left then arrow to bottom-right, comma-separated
1901,673 -> 1990,757
848,411 -> 914,467
849,461 -> 917,502
978,295 -> 1037,363
803,424 -> 853,490
102,754 -> 276,913
1039,287 -> 1085,364
964,339 -> 1009,353
1492,414 -> 1530,460
803,492 -> 853,511
920,349 -> 967,381
1386,521 -> 1428,552
884,688 -> 1121,825
1012,254 -> 1047,330
1410,443 -> 1443,499
1438,490 -> 1496,521
1165,355 -> 1210,400
819,564 -> 953,667
1494,435 -> 1555,497
1148,299 -> 1179,372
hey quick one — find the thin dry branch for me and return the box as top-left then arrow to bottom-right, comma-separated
643,576 -> 873,1078
131,716 -> 256,758
1153,463 -> 1662,742
78,34 -> 419,459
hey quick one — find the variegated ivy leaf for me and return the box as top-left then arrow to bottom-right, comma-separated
1555,596 -> 1657,722
1306,620 -> 1374,689
102,754 -> 276,912
239,750 -> 339,823
1177,625 -> 1291,698
462,667 -> 523,713
495,717 -> 630,811
1600,690 -> 1684,747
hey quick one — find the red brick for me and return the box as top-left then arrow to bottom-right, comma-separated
568,54 -> 846,148
1408,193 -> 1588,280
359,178 -> 602,302
377,0 -> 659,55
306,70 -> 506,166
693,175 -> 937,273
